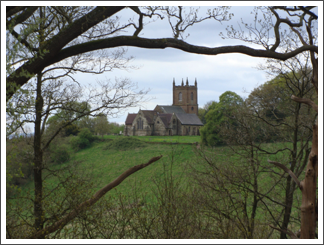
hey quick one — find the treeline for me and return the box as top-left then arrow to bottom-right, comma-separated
196,67 -> 317,238
199,71 -> 316,147
46,103 -> 124,138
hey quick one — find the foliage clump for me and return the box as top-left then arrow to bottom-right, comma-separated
103,137 -> 147,151
70,128 -> 99,151
50,145 -> 70,164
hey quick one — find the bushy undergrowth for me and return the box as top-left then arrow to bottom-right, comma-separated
70,128 -> 99,151
102,137 -> 148,151
50,145 -> 70,164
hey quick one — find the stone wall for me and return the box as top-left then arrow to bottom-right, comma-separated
124,125 -> 133,136
179,125 -> 202,136
153,116 -> 167,136
132,112 -> 153,136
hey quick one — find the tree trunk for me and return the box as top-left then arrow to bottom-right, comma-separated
300,123 -> 317,239
280,177 -> 294,238
34,72 -> 45,237
299,55 -> 318,239
280,103 -> 300,238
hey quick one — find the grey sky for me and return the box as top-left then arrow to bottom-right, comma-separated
72,5 -> 274,124
2,3 -> 321,127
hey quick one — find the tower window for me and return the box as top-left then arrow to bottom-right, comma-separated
179,92 -> 182,101
191,107 -> 194,111
191,92 -> 193,101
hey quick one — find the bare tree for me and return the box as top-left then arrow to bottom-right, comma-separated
220,6 -> 318,238
6,6 -> 152,238
249,48 -> 316,238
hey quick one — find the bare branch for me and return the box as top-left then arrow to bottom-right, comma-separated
298,6 -> 318,20
267,160 -> 302,190
291,95 -> 318,112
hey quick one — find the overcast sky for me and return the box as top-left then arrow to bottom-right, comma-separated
72,4 -> 278,125
2,3 -> 321,128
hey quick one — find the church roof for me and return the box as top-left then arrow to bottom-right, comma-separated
175,113 -> 204,126
125,113 -> 137,125
157,113 -> 173,128
156,105 -> 186,114
141,110 -> 156,124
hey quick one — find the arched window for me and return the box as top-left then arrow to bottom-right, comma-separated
137,118 -> 143,130
179,92 -> 182,101
191,92 -> 194,101
191,107 -> 194,111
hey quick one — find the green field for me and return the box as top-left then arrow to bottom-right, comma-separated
17,135 -> 301,205
19,136 -> 200,204
103,134 -> 201,143
10,135 -> 303,238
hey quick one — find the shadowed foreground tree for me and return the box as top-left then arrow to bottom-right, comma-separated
249,50 -> 317,238
6,5 -> 318,239
6,75 -> 150,238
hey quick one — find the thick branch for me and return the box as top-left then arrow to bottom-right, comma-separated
268,160 -> 302,190
291,95 -> 318,113
29,155 -> 163,239
57,36 -> 318,61
6,6 -> 39,29
6,8 -> 318,100
6,6 -> 27,18
298,6 -> 318,20
6,6 -> 125,100
9,29 -> 38,52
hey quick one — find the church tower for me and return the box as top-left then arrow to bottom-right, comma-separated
172,78 -> 198,115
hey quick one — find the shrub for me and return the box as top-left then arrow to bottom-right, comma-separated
64,124 -> 80,136
50,145 -> 70,164
70,136 -> 90,151
69,128 -> 100,151
78,128 -> 99,143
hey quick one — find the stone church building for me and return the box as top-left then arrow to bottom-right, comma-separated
124,78 -> 203,136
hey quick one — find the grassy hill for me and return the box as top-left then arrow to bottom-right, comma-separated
18,135 -> 300,205
19,135 -> 200,204
11,135 -> 303,238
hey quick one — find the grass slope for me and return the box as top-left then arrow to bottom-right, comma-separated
13,136 -> 303,238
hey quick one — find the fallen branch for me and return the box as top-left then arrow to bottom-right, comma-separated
29,155 -> 163,239
268,160 -> 302,190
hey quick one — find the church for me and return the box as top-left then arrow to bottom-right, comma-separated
124,78 -> 204,136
